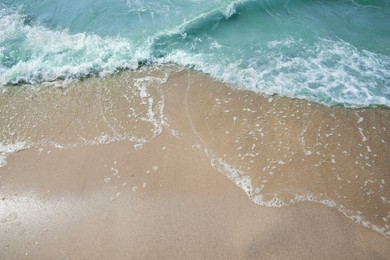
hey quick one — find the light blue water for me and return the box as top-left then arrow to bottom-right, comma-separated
1,0 -> 390,107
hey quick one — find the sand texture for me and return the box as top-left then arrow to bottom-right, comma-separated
1,68 -> 389,259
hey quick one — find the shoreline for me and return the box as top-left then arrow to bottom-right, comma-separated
2,64 -> 390,110
1,67 -> 389,258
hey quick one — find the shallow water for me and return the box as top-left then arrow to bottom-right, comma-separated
185,71 -> 390,238
1,0 -> 390,107
0,68 -> 389,238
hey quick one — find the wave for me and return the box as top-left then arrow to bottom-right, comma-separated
0,6 -> 149,85
0,0 -> 253,85
161,38 -> 390,108
1,1 -> 390,107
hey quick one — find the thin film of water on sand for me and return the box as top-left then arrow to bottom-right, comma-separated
1,67 -> 389,238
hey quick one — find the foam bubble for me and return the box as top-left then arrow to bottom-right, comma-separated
133,76 -> 168,138
253,195 -> 286,207
321,199 -> 337,208
134,143 -> 143,151
0,154 -> 7,167
0,141 -> 28,153
0,141 -> 29,168
305,150 -> 312,156
192,144 -> 201,150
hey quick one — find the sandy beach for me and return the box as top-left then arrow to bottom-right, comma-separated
1,67 -> 389,259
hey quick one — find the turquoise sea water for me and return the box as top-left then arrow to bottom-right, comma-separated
1,0 -> 389,107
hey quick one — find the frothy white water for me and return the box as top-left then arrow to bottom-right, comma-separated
0,141 -> 29,168
0,7 -> 147,85
162,38 -> 390,108
1,5 -> 389,107
0,67 -> 172,169
209,155 -> 390,239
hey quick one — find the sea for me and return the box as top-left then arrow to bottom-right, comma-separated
0,0 -> 389,107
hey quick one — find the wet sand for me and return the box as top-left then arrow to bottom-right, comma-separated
0,67 -> 389,259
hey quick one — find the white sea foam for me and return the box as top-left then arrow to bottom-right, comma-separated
133,75 -> 168,138
0,7 -> 147,85
208,153 -> 389,238
0,154 -> 7,168
0,141 -> 29,168
0,141 -> 28,153
1,5 -> 389,108
162,38 -> 390,108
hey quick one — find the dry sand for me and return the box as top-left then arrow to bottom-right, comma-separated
0,67 -> 389,259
